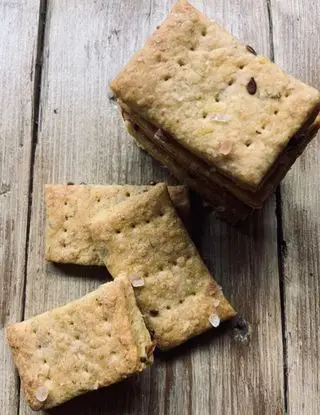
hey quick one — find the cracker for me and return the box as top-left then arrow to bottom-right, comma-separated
123,104 -> 320,209
45,184 -> 190,265
123,112 -> 251,223
89,183 -> 236,349
7,279 -> 153,410
111,0 -> 320,189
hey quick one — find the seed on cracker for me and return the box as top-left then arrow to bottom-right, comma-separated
35,386 -> 49,403
111,0 -> 320,222
209,113 -> 231,123
130,275 -> 145,287
7,279 -> 153,410
45,184 -> 190,266
121,111 -> 254,224
219,140 -> 233,155
246,77 -> 257,95
89,184 -> 236,349
209,314 -> 221,328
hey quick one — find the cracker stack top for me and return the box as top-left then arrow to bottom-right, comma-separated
111,0 -> 320,190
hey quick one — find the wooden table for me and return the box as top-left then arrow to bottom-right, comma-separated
1,1 -> 319,414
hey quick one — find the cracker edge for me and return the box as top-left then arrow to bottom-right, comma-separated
111,0 -> 320,189
6,280 -> 153,410
44,184 -> 191,265
89,184 -> 237,349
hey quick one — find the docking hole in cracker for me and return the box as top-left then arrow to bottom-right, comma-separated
111,0 -> 320,222
45,184 -> 190,265
89,183 -> 236,349
7,279 -> 153,410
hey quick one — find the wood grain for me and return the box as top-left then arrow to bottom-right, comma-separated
22,1 -> 178,413
271,1 -> 320,414
20,1 -> 285,414
0,1 -> 40,414
191,2 -> 285,413
5,1 -> 320,414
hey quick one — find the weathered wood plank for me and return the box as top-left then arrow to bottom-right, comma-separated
22,1 -> 178,413
22,1 -> 284,414
190,1 -> 285,414
0,1 -> 41,414
271,1 -> 320,414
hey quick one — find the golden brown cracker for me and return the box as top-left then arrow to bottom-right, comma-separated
89,183 -> 236,349
7,279 -> 153,410
45,184 -> 190,265
112,0 -> 320,189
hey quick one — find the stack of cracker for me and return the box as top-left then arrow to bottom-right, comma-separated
7,183 -> 236,410
111,0 -> 320,223
8,1 -> 319,409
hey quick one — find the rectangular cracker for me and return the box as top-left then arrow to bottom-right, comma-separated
45,184 -> 190,265
123,112 -> 252,223
7,279 -> 153,410
111,0 -> 320,190
89,183 -> 236,349
123,105 -> 320,209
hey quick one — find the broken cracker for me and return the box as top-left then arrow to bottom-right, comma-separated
45,184 -> 190,265
89,183 -> 236,349
7,279 -> 153,410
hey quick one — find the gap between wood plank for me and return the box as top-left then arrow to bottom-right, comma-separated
267,0 -> 289,412
18,1 -> 48,413
266,0 -> 275,61
276,188 -> 289,414
16,1 -> 285,413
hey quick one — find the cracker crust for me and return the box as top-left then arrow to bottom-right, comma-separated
45,184 -> 190,265
111,0 -> 320,189
90,184 -> 236,349
7,280 -> 153,410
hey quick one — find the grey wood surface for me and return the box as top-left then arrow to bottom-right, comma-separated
271,1 -> 320,414
0,1 -> 41,414
1,0 -> 319,414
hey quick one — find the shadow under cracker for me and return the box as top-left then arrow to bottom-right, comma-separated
50,263 -> 111,283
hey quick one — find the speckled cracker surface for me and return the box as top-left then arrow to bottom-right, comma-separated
123,113 -> 252,223
7,279 -> 153,410
45,184 -> 190,266
89,183 -> 236,349
111,0 -> 320,189
123,107 -> 320,210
